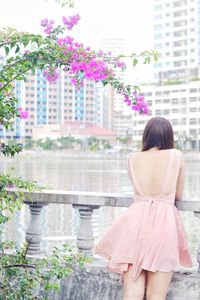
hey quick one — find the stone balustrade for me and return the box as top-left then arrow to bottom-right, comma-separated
22,189 -> 200,274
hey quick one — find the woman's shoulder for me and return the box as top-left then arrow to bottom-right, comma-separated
129,149 -> 183,159
172,148 -> 184,158
128,151 -> 140,159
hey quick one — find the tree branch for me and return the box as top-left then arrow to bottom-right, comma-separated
3,264 -> 35,269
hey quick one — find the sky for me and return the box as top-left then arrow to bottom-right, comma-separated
0,0 -> 154,83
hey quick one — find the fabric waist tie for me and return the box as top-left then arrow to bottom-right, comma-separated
134,194 -> 175,205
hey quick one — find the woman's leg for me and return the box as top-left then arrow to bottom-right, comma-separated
146,271 -> 173,300
123,264 -> 146,300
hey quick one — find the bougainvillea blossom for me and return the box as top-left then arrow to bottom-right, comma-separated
43,68 -> 59,83
123,91 -> 149,115
40,15 -> 150,115
41,19 -> 55,35
18,107 -> 29,119
62,14 -> 80,30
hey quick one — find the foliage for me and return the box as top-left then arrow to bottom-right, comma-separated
40,137 -> 56,150
164,79 -> 184,85
24,138 -> 35,150
191,77 -> 200,82
0,142 -> 23,157
117,135 -> 131,145
0,169 -> 43,225
24,136 -> 82,150
56,135 -> 81,149
52,0 -> 75,7
23,135 -> 112,151
88,136 -> 98,151
0,242 -> 90,300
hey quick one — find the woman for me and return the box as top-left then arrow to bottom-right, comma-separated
93,117 -> 193,300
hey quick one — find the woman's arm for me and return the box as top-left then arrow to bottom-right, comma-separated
175,152 -> 185,201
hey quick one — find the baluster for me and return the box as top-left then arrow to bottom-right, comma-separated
25,202 -> 47,255
73,204 -> 100,254
194,211 -> 200,272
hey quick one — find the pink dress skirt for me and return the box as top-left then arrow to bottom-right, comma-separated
93,149 -> 193,282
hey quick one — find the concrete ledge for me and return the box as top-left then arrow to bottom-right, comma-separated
41,264 -> 200,300
18,189 -> 200,211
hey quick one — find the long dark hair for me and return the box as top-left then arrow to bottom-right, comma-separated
142,117 -> 174,151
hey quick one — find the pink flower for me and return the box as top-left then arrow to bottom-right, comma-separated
41,18 -> 48,27
98,50 -> 104,56
119,61 -> 126,69
131,96 -> 149,115
124,96 -> 131,106
7,182 -> 15,188
136,95 -> 145,102
41,18 -> 54,35
132,90 -> 138,96
57,38 -> 64,46
18,107 -> 29,119
65,36 -> 74,44
62,14 -> 80,30
43,68 -> 59,83
70,77 -> 77,85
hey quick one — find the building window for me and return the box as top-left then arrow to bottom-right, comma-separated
190,118 -> 197,125
163,99 -> 170,103
155,24 -> 162,30
171,119 -> 178,125
155,14 -> 162,20
172,98 -> 178,104
163,91 -> 170,95
155,110 -> 161,115
190,107 -> 197,112
190,97 -> 197,102
163,109 -> 169,115
190,129 -> 197,135
155,92 -> 162,96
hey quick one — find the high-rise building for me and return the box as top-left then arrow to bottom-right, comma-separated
132,0 -> 200,151
154,0 -> 200,84
100,37 -> 133,136
5,70 -> 108,139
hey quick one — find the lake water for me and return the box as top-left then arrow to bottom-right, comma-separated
1,151 -> 200,269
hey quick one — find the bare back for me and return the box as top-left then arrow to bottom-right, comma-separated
128,148 -> 184,199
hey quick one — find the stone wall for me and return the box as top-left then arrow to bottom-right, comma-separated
42,265 -> 200,300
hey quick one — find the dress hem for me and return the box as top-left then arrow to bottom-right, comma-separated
93,248 -> 193,284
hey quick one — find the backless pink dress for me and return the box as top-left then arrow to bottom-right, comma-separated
93,149 -> 193,282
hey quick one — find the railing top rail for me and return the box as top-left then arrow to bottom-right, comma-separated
20,189 -> 200,212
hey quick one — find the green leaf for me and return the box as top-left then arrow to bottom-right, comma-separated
15,44 -> 20,53
4,46 -> 9,56
132,58 -> 138,67
22,35 -> 30,48
144,57 -> 151,64
10,42 -> 16,49
131,53 -> 136,58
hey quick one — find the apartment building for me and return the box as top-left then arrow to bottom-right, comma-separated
4,70 -> 106,139
100,38 -> 133,136
132,0 -> 200,150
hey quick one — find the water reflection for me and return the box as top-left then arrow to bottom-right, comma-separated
1,152 -> 200,268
